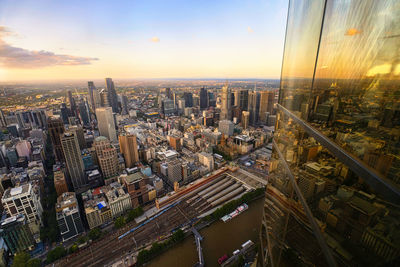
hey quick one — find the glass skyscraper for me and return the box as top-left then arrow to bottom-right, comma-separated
261,0 -> 400,266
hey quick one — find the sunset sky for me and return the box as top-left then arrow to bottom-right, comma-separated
0,0 -> 288,81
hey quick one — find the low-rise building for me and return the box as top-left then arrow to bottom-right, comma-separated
54,170 -> 68,196
121,173 -> 149,207
82,188 -> 112,229
56,192 -> 84,241
103,182 -> 132,218
0,214 -> 35,255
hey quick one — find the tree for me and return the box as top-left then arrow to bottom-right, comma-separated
126,206 -> 144,222
12,252 -> 30,267
68,244 -> 78,254
27,258 -> 41,267
114,216 -> 126,229
46,246 -> 66,263
88,228 -> 102,241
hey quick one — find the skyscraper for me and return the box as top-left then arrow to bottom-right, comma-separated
78,99 -> 90,126
0,109 -> 7,127
47,117 -> 65,162
220,85 -> 232,120
121,95 -> 129,115
67,90 -> 77,117
60,103 -> 70,125
259,90 -> 275,123
248,90 -> 260,125
96,107 -> 117,143
199,87 -> 208,110
87,81 -> 97,111
261,1 -> 400,266
105,78 -> 119,113
94,136 -> 119,179
183,92 -> 193,107
165,87 -> 173,99
119,134 -> 139,168
61,132 -> 86,191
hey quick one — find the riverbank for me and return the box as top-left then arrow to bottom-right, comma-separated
146,193 -> 265,267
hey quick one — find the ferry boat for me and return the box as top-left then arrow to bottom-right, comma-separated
220,203 -> 248,222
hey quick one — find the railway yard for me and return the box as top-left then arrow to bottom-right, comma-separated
51,167 -> 266,267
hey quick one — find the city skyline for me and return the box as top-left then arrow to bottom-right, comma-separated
0,0 -> 288,82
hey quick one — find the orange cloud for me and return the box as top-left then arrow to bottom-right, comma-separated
345,28 -> 361,36
0,26 -> 98,68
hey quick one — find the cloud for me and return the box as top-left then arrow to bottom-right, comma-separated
150,36 -> 160,43
0,26 -> 98,68
345,28 -> 361,36
247,26 -> 254,33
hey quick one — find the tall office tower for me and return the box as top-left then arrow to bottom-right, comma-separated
99,89 -> 109,107
67,90 -> 77,117
121,95 -> 129,115
68,125 -> 86,150
240,89 -> 249,110
30,109 -> 47,129
60,103 -> 70,124
183,92 -> 193,107
162,99 -> 175,115
56,192 -> 84,242
47,117 -> 65,162
118,134 -> 139,168
248,90 -> 260,125
199,87 -> 208,110
95,107 -> 117,143
261,1 -> 400,267
220,85 -> 232,120
87,81 -> 96,111
208,91 -> 216,107
241,111 -> 249,130
105,78 -> 119,113
0,109 -> 7,127
61,132 -> 86,191
259,91 -> 275,123
165,87 -> 173,99
78,99 -> 90,126
94,136 -> 118,179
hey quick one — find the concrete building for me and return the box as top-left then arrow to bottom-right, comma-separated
220,85 -> 232,120
168,135 -> 181,152
121,173 -> 149,207
82,188 -> 112,229
219,120 -> 234,136
54,170 -> 68,196
242,111 -> 250,130
61,132 -> 87,191
1,183 -> 43,239
198,152 -> 214,172
103,182 -> 132,218
0,214 -> 35,255
119,134 -> 139,168
167,159 -> 182,183
96,107 -> 117,142
56,192 -> 84,241
94,136 -> 119,179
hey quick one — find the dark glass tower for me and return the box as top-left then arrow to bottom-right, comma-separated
105,78 -> 119,113
200,87 -> 208,110
260,1 -> 400,267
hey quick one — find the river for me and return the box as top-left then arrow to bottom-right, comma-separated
147,198 -> 264,267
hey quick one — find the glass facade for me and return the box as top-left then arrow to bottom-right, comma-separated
261,0 -> 400,266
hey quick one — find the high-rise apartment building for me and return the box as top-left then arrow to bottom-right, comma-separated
96,107 -> 117,143
118,134 -> 139,168
61,132 -> 87,191
47,117 -> 65,162
261,1 -> 400,267
105,78 -> 119,113
220,85 -> 232,120
87,81 -> 97,111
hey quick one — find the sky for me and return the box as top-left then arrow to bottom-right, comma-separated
0,0 -> 288,81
